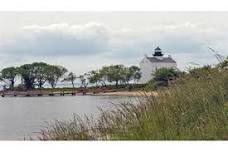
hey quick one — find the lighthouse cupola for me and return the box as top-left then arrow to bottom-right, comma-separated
153,46 -> 164,59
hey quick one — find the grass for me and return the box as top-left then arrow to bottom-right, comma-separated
37,68 -> 228,140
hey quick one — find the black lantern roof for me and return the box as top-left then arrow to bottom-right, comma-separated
153,46 -> 163,56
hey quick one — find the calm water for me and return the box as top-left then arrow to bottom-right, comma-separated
0,95 -> 134,140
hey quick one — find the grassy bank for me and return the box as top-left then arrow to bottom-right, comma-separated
38,68 -> 228,140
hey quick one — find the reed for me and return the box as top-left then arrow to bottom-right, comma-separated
38,68 -> 228,140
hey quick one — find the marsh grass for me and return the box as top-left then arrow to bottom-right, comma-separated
38,68 -> 228,140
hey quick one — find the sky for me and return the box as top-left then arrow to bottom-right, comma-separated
0,12 -> 228,75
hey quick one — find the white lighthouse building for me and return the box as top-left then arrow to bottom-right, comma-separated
139,47 -> 177,84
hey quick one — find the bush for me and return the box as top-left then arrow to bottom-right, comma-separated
145,68 -> 183,91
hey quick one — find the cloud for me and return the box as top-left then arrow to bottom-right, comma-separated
0,21 -> 228,71
1,22 -> 110,56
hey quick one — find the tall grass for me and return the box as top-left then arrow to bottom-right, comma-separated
38,68 -> 228,140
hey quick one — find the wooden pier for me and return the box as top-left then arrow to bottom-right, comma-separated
0,88 -> 111,97
1,90 -> 85,97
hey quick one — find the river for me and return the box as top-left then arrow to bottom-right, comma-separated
0,95 -> 135,140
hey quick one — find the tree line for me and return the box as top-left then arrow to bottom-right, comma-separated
0,62 -> 141,91
87,65 -> 141,87
0,62 -> 68,90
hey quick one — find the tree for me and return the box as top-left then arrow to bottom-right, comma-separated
0,67 -> 18,90
46,65 -> 68,88
102,65 -> 126,87
32,62 -> 49,88
87,70 -> 107,87
134,72 -> 142,83
17,62 -> 49,89
123,66 -> 141,84
88,70 -> 101,86
99,66 -> 110,86
153,68 -> 180,86
89,65 -> 141,87
79,74 -> 88,88
63,72 -> 77,88
1,62 -> 68,90
17,64 -> 36,90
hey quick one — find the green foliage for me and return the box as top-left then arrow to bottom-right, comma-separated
145,68 -> 181,90
62,72 -> 77,88
0,63 -> 141,90
46,65 -> 68,88
0,67 -> 18,90
17,64 -> 36,90
19,62 -> 68,90
87,70 -> 103,86
0,62 -> 68,90
104,65 -> 126,87
32,62 -> 49,88
89,65 -> 141,88
123,66 -> 141,84
153,68 -> 180,85
78,74 -> 88,88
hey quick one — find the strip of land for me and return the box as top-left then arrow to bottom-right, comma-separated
95,91 -> 157,97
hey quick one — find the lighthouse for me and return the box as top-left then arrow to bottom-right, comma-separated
139,47 -> 177,83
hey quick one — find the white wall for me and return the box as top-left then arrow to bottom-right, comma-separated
139,57 -> 177,84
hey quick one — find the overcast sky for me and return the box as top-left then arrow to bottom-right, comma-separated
0,12 -> 228,75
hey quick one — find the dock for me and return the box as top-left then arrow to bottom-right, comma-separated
0,88 -> 113,97
1,90 -> 86,97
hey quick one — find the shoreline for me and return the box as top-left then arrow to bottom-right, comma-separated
94,91 -> 157,97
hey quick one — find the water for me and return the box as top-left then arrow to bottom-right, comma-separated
0,95 -> 134,140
